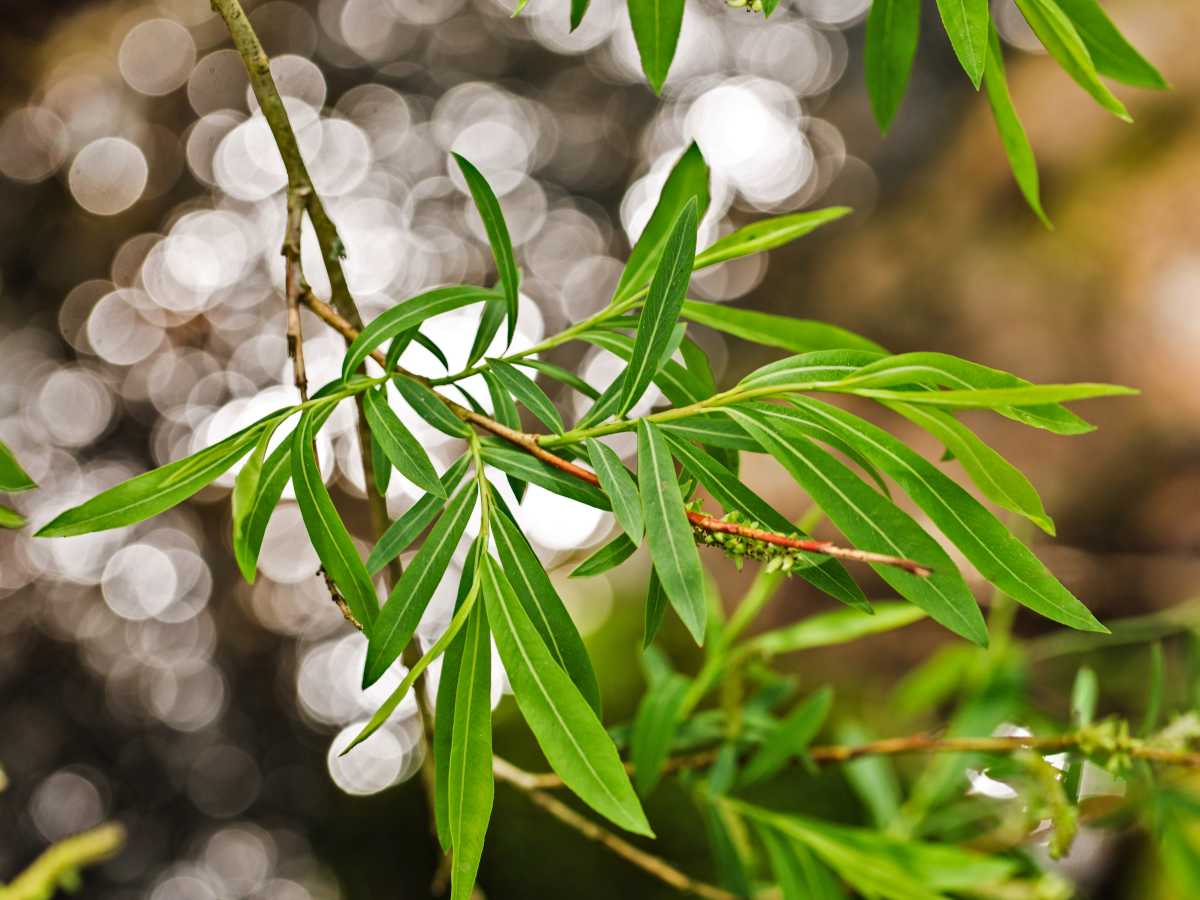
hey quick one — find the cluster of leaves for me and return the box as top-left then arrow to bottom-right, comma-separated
31,138 -> 1145,897
571,0 -> 1165,223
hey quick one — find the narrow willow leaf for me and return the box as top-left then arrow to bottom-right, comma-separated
853,382 -> 1136,408
370,429 -> 391,496
728,408 -> 987,645
837,721 -> 903,830
934,0 -> 990,88
738,349 -> 883,391
742,686 -> 833,786
629,672 -> 689,794
363,387 -> 445,497
570,0 -> 589,29
392,377 -> 471,437
865,0 -> 921,131
481,556 -> 652,835
490,505 -> 602,715
291,410 -> 379,630
701,796 -> 753,895
983,24 -> 1051,226
693,208 -> 852,269
637,421 -> 706,644
627,0 -> 684,94
578,329 -> 707,407
616,199 -> 698,416
0,505 -> 25,529
488,360 -> 564,433
38,416 -> 272,538
231,417 -> 285,582
342,286 -> 498,379
1053,0 -> 1166,88
448,601 -> 493,900
514,358 -> 600,400
467,296 -> 507,369
364,482 -> 478,686
1014,0 -> 1131,120
366,455 -> 472,575
782,398 -> 1105,632
453,154 -> 520,343
1141,641 -> 1165,737
615,143 -> 708,302
681,300 -> 884,355
659,415 -> 760,451
1064,663 -> 1097,802
479,442 -> 609,509
0,441 -> 36,492
888,400 -> 1053,534
747,603 -> 928,658
663,432 -> 869,612
757,825 -> 846,900
570,532 -> 638,578
644,568 -> 668,648
678,337 -> 716,397
585,439 -> 644,543
482,373 -> 525,510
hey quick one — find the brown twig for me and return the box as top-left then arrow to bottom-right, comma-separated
282,186 -> 311,402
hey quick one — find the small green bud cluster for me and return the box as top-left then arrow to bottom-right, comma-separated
1075,719 -> 1138,774
690,506 -> 812,574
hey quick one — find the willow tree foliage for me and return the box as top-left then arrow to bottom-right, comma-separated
14,1 -> 1200,899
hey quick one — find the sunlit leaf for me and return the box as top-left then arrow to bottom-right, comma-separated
627,0 -> 684,94
453,154 -> 520,343
692,208 -> 852,269
0,441 -> 36,493
865,0 -> 921,131
232,416 -> 287,582
746,602 -> 928,658
934,0 -> 990,88
738,349 -> 883,391
585,439 -> 644,543
1053,0 -> 1166,88
681,300 -> 884,355
0,505 -> 25,529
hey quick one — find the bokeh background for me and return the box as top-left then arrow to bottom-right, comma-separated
0,0 -> 1196,896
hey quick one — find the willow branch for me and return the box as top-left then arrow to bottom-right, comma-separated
0,824 -> 125,900
283,186 -> 310,402
298,289 -> 932,576
493,758 -> 735,900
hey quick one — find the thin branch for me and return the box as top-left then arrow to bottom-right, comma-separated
297,289 -> 932,577
0,824 -> 125,900
493,758 -> 736,900
283,186 -> 311,402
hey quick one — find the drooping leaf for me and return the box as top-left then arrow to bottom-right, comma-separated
1053,0 -> 1166,89
290,409 -> 380,630
480,442 -> 610,509
692,208 -> 852,269
490,504 -> 602,715
637,421 -> 707,644
467,296 -> 508,370
616,199 -> 698,416
370,429 -> 391,496
983,24 -> 1051,226
933,0 -> 990,88
681,300 -> 884,355
757,825 -> 846,900
570,0 -> 590,30
364,481 -> 478,686
453,154 -> 520,343
644,568 -> 669,647
0,505 -> 25,529
865,0 -> 921,131
727,408 -> 987,646
481,556 -> 652,835
342,286 -> 498,379
488,360 -> 565,434
614,143 -> 708,302
741,686 -> 833,786
38,415 -> 275,538
745,603 -> 928,658
363,387 -> 445,497
366,455 -> 473,575
570,532 -> 639,578
578,328 -> 707,408
585,439 -> 644,543
231,418 -> 283,582
629,671 -> 690,794
513,358 -> 600,400
0,441 -> 36,492
392,377 -> 471,438
1013,0 -> 1131,121
627,0 -> 685,94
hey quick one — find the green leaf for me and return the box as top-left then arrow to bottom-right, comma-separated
983,24 -> 1051,226
852,383 -> 1136,409
585,439 -> 644,543
570,0 -> 590,29
1141,641 -> 1165,737
837,721 -> 903,830
342,286 -> 498,379
757,826 -> 846,900
637,421 -> 706,644
370,429 -> 391,496
490,505 -> 602,716
865,0 -> 921,131
727,408 -> 987,646
741,686 -> 833,786
570,532 -> 638,578
692,208 -> 852,269
488,360 -> 564,434
366,455 -> 472,575
629,671 -> 689,794
514,358 -> 600,400
453,154 -> 520,343
616,200 -> 698,416
934,0 -> 990,88
615,143 -> 708,302
643,568 -> 669,647
481,556 -> 652,835
738,349 -> 883,391
290,409 -> 380,630
38,416 -> 273,538
659,415 -> 760,452
231,417 -> 285,582
681,300 -> 884,355
578,328 -> 707,409
392,377 -> 472,437
364,481 -> 478,686
0,504 -> 25,529
663,432 -> 868,612
700,795 -> 753,895
448,601 -> 494,900
0,441 -> 36,492
627,0 -> 684,94
1053,0 -> 1166,88
1013,0 -> 1131,121
480,442 -> 609,509
467,296 -> 508,370
746,602 -> 928,658
363,387 -> 445,497
781,398 -> 1106,632
888,400 -> 1053,534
